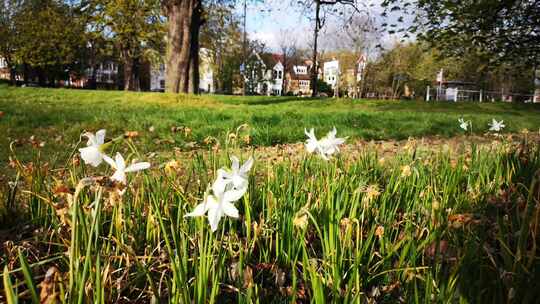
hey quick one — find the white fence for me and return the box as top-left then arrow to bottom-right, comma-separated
426,86 -> 539,103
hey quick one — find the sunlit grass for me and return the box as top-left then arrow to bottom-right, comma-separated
1,133 -> 539,303
1,85 -> 540,163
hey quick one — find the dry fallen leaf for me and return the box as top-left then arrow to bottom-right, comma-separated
243,265 -> 254,289
40,267 -> 60,304
124,131 -> 139,138
375,226 -> 385,238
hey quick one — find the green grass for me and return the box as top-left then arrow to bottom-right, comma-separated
1,136 -> 539,303
1,84 -> 539,164
1,85 -> 540,302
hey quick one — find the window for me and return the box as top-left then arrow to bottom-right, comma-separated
160,80 -> 165,89
295,66 -> 308,75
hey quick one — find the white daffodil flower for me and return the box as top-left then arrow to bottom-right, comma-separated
489,119 -> 505,132
103,153 -> 150,184
458,118 -> 469,131
216,156 -> 253,191
185,175 -> 246,232
305,128 -> 322,154
319,127 -> 347,157
304,127 -> 346,160
79,129 -> 107,167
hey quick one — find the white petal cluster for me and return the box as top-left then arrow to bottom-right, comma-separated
79,129 -> 107,167
458,118 -> 470,131
489,119 -> 505,132
304,127 -> 346,160
185,156 -> 253,232
103,153 -> 151,184
78,129 -> 150,184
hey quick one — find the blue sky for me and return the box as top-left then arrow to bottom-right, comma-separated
235,0 -> 399,52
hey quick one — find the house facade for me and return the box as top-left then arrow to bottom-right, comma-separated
0,57 -> 9,80
243,52 -> 284,96
286,64 -> 312,96
323,60 -> 340,91
150,48 -> 215,93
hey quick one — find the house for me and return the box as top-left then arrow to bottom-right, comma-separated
150,63 -> 166,92
71,60 -> 120,89
343,55 -> 367,97
0,57 -> 10,80
323,60 -> 340,93
199,48 -> 215,93
286,63 -> 312,96
243,52 -> 284,96
150,48 -> 215,93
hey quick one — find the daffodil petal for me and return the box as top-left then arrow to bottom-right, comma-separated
79,146 -> 103,167
222,201 -> 239,218
213,171 -> 228,195
114,153 -> 126,171
207,207 -> 223,232
240,157 -> 254,174
95,129 -> 106,145
223,187 -> 246,202
125,162 -> 151,173
230,156 -> 240,171
83,132 -> 97,147
103,154 -> 117,169
111,170 -> 127,184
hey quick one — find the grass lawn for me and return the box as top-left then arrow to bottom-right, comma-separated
1,85 -> 540,302
1,84 -> 540,163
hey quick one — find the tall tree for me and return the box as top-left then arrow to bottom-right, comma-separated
324,14 -> 378,97
277,29 -> 298,95
0,0 -> 21,85
13,0 -> 86,86
200,2 -> 243,94
380,0 -> 540,66
297,0 -> 370,97
92,0 -> 164,91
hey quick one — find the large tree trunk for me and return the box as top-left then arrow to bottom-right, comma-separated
5,57 -> 16,86
89,63 -> 98,90
23,63 -> 28,85
9,67 -> 16,86
188,1 -> 201,94
311,0 -> 320,97
164,0 -> 201,94
123,55 -> 140,91
123,57 -> 134,91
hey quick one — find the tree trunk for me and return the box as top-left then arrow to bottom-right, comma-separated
123,57 -> 134,91
123,55 -> 140,91
311,0 -> 320,97
9,67 -> 16,86
6,57 -> 16,86
164,0 -> 201,94
23,63 -> 28,85
89,63 -> 98,90
188,0 -> 201,94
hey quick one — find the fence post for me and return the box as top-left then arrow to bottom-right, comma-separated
426,86 -> 430,101
454,88 -> 459,102
479,90 -> 483,103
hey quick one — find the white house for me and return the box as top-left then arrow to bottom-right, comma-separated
324,60 -> 340,90
269,60 -> 284,96
150,48 -> 215,93
243,52 -> 284,96
199,48 -> 214,93
150,63 -> 166,91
